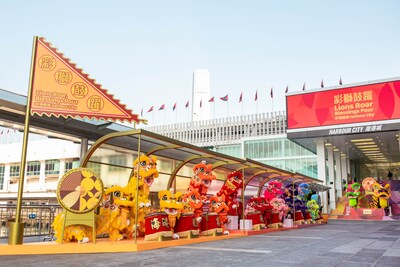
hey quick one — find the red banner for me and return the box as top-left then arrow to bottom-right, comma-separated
287,80 -> 400,129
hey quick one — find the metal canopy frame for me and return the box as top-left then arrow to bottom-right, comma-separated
79,129 -> 322,195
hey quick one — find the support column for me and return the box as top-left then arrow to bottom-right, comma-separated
334,151 -> 343,198
327,146 -> 336,212
316,139 -> 328,213
80,138 -> 89,162
39,161 -> 46,190
4,165 -> 10,191
341,155 -> 348,188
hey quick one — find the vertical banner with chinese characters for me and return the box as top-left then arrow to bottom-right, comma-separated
31,37 -> 139,123
287,80 -> 400,129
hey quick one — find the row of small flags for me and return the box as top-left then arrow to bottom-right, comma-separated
141,78 -> 343,116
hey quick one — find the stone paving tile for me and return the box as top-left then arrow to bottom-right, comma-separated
346,255 -> 378,264
366,240 -> 394,249
383,247 -> 400,257
337,261 -> 374,267
374,256 -> 400,267
379,236 -> 398,241
329,239 -> 376,254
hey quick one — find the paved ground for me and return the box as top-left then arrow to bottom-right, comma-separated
1,220 -> 400,267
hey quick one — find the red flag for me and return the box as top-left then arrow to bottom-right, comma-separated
239,92 -> 243,103
158,104 -> 165,110
270,87 -> 273,98
285,85 -> 288,94
254,90 -> 258,101
220,94 -> 228,101
200,100 -> 202,108
185,101 -> 189,108
147,106 -> 153,112
208,97 -> 214,102
339,77 -> 343,85
321,79 -> 324,88
173,103 -> 177,111
302,83 -> 306,91
140,107 -> 143,117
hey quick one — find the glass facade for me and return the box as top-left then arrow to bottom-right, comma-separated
243,136 -> 317,178
215,135 -> 318,179
27,161 -> 41,176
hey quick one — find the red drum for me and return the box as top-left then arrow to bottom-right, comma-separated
175,213 -> 199,238
201,212 -> 220,231
293,210 -> 305,223
144,212 -> 172,241
264,209 -> 272,225
200,212 -> 223,236
246,211 -> 266,230
270,212 -> 281,224
245,211 -> 264,225
304,211 -> 312,221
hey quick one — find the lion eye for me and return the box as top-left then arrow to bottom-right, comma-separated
199,167 -> 204,172
113,191 -> 121,198
140,161 -> 147,166
162,195 -> 168,201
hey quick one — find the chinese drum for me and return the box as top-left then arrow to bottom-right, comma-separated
246,211 -> 265,230
200,212 -> 222,236
174,213 -> 199,238
144,212 -> 172,241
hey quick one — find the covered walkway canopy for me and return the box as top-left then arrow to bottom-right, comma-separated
80,129 -> 322,195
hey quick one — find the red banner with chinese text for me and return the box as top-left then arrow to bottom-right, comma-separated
287,80 -> 400,129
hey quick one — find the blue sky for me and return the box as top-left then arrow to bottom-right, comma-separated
0,0 -> 399,125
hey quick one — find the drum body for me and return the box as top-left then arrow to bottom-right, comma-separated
144,212 -> 172,241
200,212 -> 222,236
245,211 -> 266,230
267,212 -> 283,228
293,210 -> 305,225
174,213 -> 199,238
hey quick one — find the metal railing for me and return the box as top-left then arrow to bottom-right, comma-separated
0,204 -> 63,240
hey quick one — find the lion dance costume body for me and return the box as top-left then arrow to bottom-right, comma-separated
53,155 -> 159,243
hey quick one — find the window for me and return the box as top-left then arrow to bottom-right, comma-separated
27,161 -> 41,176
0,165 -> 4,190
45,160 -> 60,175
10,164 -> 20,177
108,155 -> 128,172
65,159 -> 80,172
87,156 -> 101,176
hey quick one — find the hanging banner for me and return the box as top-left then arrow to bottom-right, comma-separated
30,37 -> 139,123
287,80 -> 400,130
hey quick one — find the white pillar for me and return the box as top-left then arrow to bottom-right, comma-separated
4,165 -> 10,191
39,160 -> 46,190
316,139 -> 328,213
327,146 -> 336,212
59,159 -> 65,180
341,155 -> 348,187
335,152 -> 343,198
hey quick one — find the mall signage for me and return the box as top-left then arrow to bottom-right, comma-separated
287,79 -> 400,130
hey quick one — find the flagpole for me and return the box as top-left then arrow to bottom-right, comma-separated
164,109 -> 166,124
175,107 -> 178,123
9,36 -> 38,245
213,102 -> 215,119
256,100 -> 258,114
227,101 -> 229,117
152,110 -> 154,125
